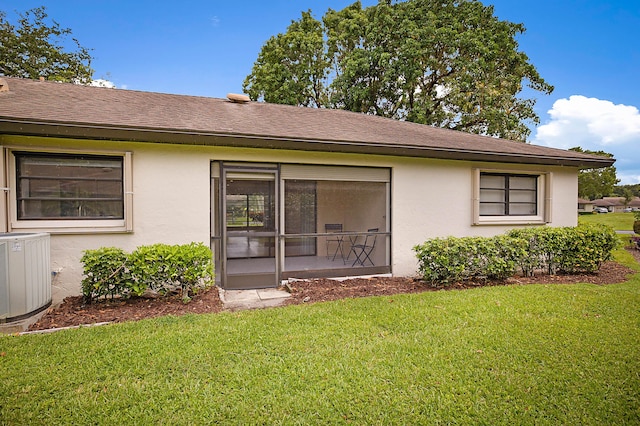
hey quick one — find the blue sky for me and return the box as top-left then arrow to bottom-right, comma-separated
3,0 -> 639,184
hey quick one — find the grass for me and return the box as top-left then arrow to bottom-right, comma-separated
2,253 -> 640,424
614,239 -> 640,270
579,211 -> 637,231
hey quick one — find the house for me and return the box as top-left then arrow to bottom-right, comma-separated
593,197 -> 640,212
628,198 -> 640,211
592,198 -> 616,212
0,77 -> 614,303
577,198 -> 594,213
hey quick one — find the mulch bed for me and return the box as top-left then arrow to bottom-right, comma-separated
28,287 -> 224,332
27,249 -> 640,332
284,259 -> 637,305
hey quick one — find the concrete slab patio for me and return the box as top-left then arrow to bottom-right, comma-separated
218,287 -> 291,311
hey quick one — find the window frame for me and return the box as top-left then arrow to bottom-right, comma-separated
5,148 -> 133,233
473,168 -> 551,225
479,173 -> 538,217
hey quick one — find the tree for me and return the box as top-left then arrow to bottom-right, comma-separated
243,11 -> 329,107
613,184 -> 640,198
621,188 -> 634,206
243,0 -> 553,141
569,147 -> 619,200
0,6 -> 93,83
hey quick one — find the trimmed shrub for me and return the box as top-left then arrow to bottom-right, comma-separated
507,227 -> 568,275
173,242 -> 215,299
413,235 -> 522,285
556,224 -> 618,273
508,224 -> 618,275
81,247 -> 132,302
415,224 -> 618,286
128,244 -> 174,294
130,243 -> 214,300
82,243 -> 214,303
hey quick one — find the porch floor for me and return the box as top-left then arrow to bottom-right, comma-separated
226,254 -> 361,275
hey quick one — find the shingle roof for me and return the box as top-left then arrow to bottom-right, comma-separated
577,198 -> 594,204
0,77 -> 614,168
593,197 -> 640,207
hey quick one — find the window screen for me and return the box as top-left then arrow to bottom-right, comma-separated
16,153 -> 124,220
479,173 -> 537,216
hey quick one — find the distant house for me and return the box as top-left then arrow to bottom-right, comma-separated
578,198 -> 594,213
0,77 -> 614,303
593,197 -> 640,212
629,198 -> 640,211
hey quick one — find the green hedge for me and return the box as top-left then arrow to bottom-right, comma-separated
413,235 -> 522,285
80,247 -> 132,301
507,224 -> 618,276
81,243 -> 214,303
413,224 -> 618,286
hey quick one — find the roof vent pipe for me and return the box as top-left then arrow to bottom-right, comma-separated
227,93 -> 251,103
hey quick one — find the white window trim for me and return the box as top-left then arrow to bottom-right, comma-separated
5,147 -> 133,234
0,148 -> 7,233
472,168 -> 552,226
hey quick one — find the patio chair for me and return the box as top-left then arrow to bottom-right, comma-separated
350,228 -> 378,267
325,223 -> 344,261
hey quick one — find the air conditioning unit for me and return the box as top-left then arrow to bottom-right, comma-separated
0,233 -> 51,323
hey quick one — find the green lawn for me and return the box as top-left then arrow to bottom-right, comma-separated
579,211 -> 637,231
2,255 -> 639,424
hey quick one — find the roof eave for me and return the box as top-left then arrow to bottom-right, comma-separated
0,118 -> 615,169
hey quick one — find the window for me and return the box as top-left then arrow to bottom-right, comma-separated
479,173 -> 537,216
7,150 -> 133,233
474,169 -> 550,225
16,153 -> 124,220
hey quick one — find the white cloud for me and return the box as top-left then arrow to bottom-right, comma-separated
618,171 -> 640,185
533,95 -> 640,184
435,84 -> 450,99
89,79 -> 117,88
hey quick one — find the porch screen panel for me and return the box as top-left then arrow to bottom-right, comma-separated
225,178 -> 275,231
284,180 -> 317,256
283,173 -> 390,275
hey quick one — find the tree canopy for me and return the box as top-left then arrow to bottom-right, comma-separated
0,6 -> 93,83
243,0 -> 553,141
613,184 -> 640,199
569,147 -> 619,200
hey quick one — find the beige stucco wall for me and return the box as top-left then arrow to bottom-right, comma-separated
389,157 -> 578,276
1,135 -> 580,303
